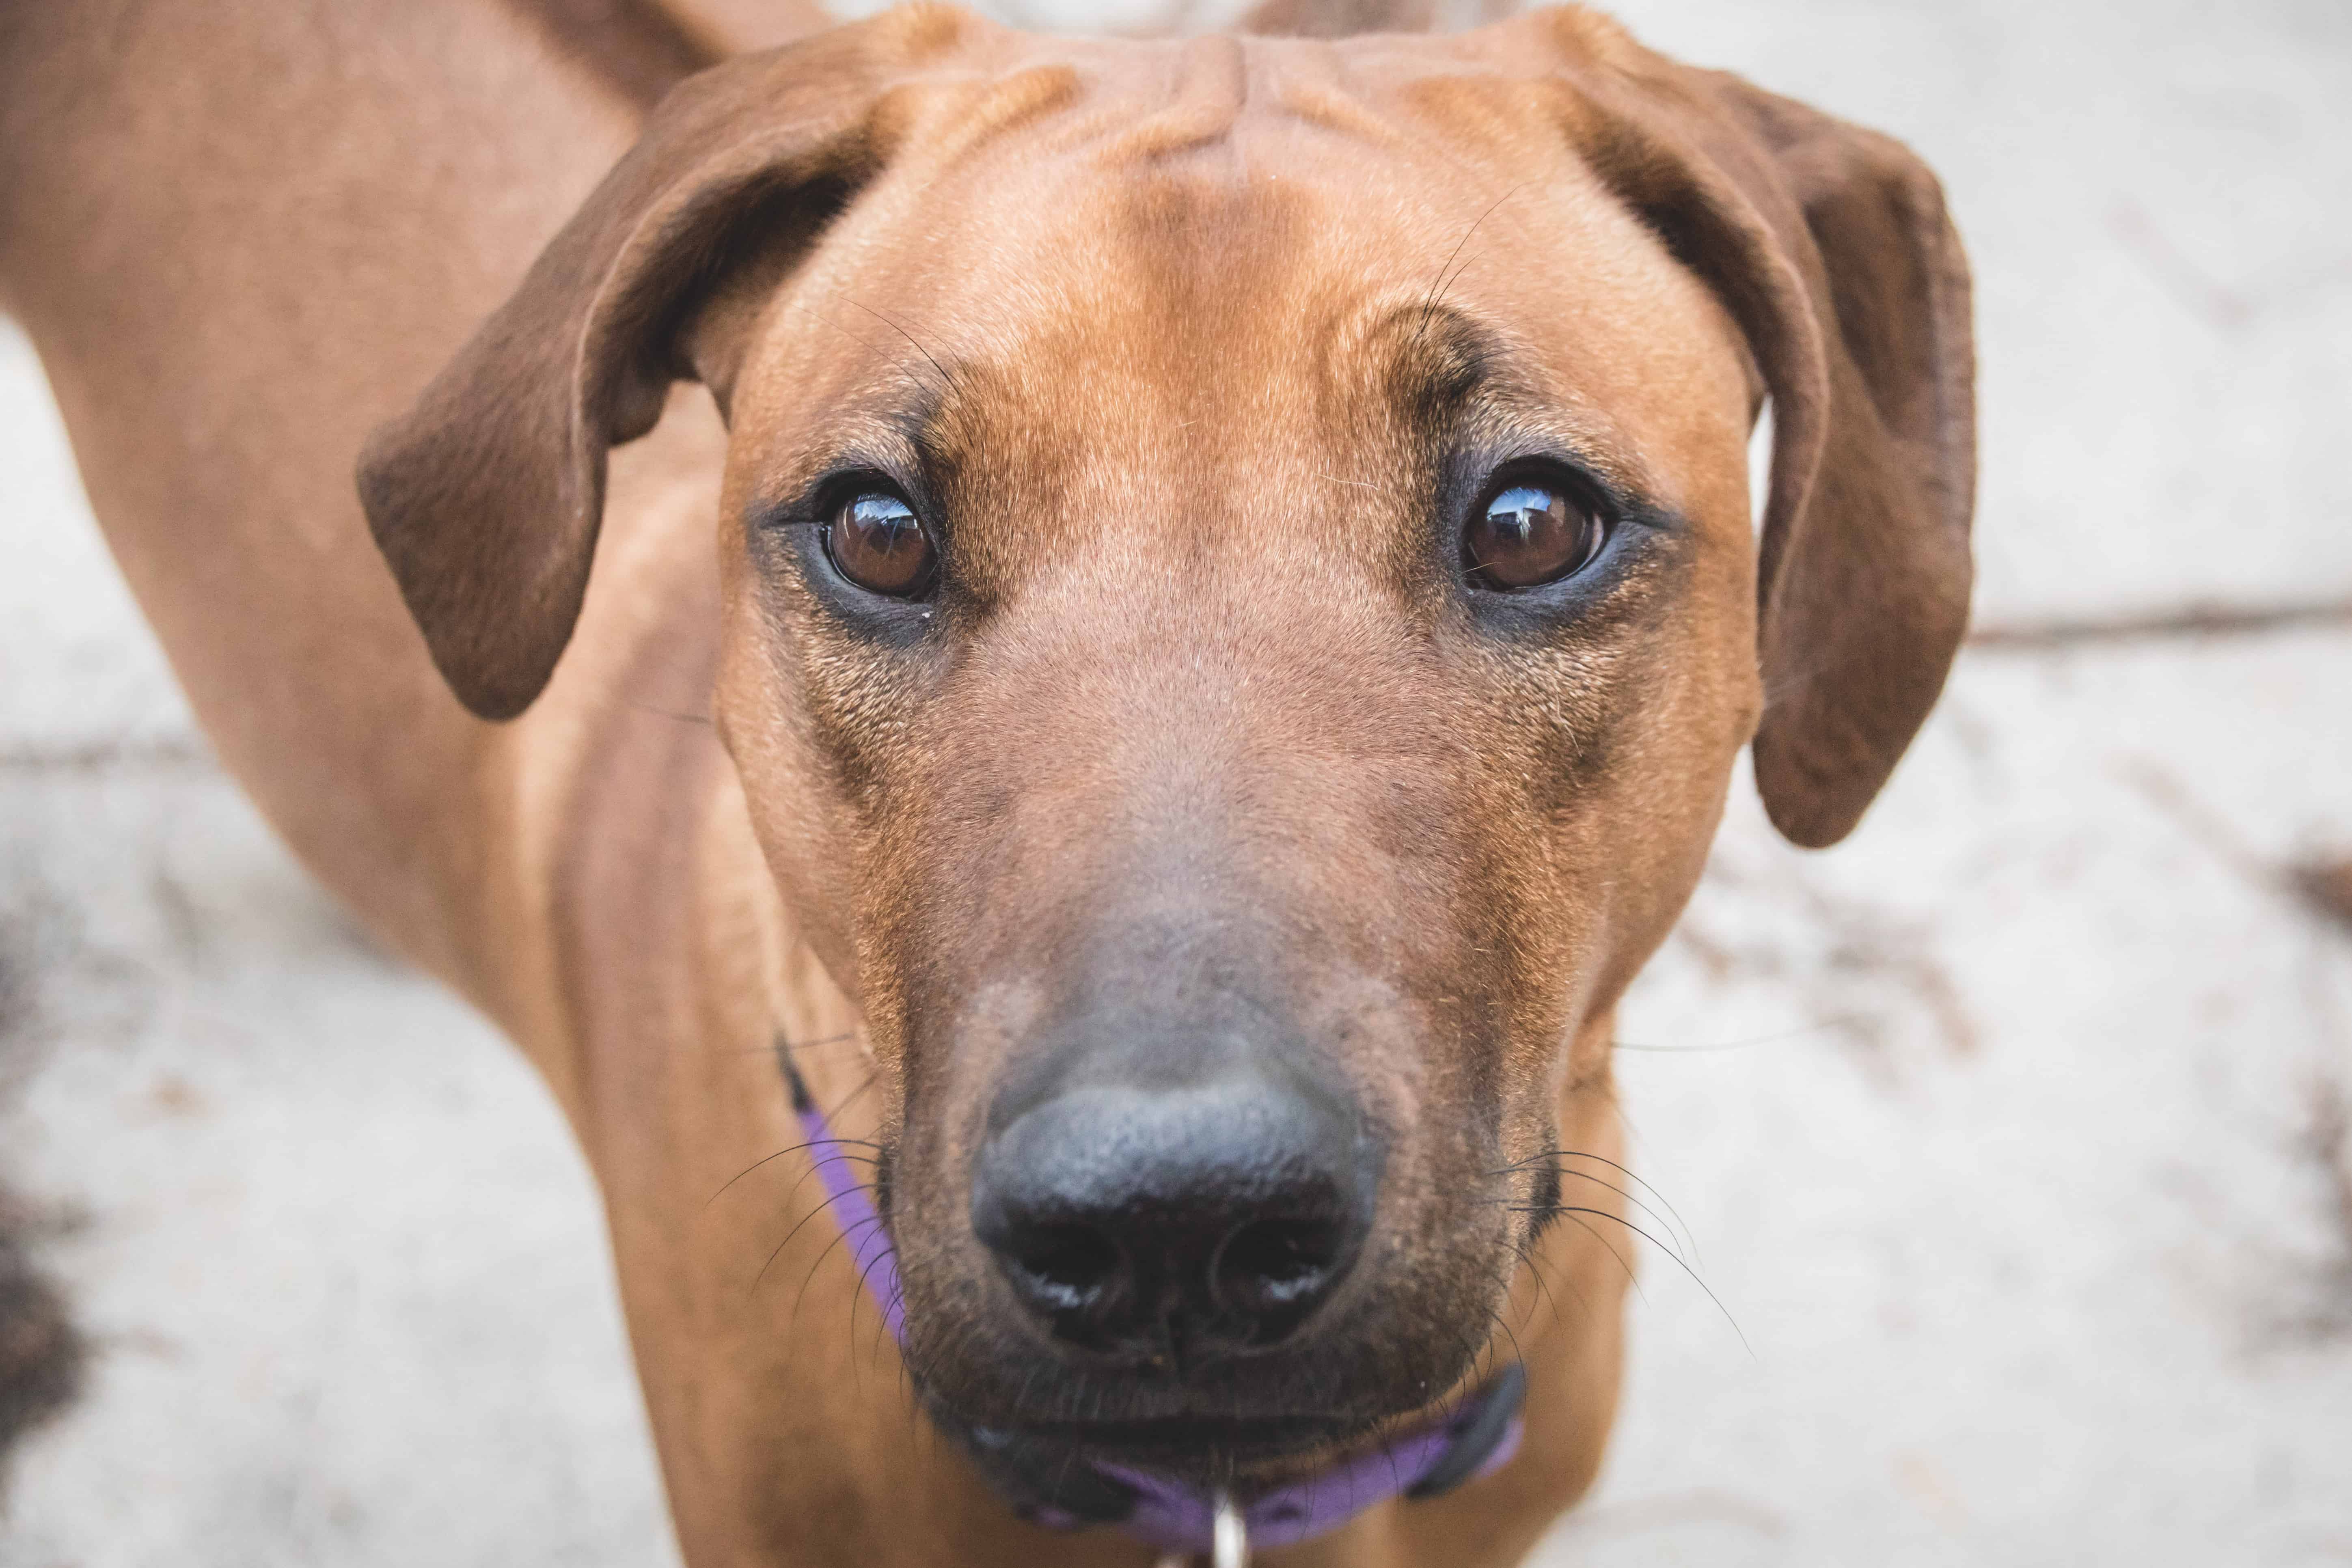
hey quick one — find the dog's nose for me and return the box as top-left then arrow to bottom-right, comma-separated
970,1072 -> 1371,1364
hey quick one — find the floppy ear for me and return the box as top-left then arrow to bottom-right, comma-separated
1713,75 -> 1976,848
1529,10 -> 1976,847
357,10 -> 984,720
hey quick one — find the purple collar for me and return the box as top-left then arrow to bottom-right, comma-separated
782,1046 -> 1525,1560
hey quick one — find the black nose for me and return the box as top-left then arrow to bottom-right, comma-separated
971,1073 -> 1372,1365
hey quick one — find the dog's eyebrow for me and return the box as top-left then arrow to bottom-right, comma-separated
744,378 -> 955,526
1382,305 -> 1510,430
891,384 -> 960,486
1383,306 -> 1661,503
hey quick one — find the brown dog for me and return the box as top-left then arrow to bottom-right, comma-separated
0,0 -> 1971,1562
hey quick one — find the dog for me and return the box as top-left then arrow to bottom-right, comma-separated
0,0 -> 1971,1560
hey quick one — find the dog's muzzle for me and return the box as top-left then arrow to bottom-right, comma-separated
776,1033 -> 1527,1560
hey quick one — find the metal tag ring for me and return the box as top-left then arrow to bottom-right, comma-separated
1153,1490 -> 1249,1568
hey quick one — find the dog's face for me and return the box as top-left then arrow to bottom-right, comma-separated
360,2 -> 1971,1480
702,77 -> 1758,1458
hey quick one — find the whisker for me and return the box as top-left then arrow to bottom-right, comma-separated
846,297 -> 952,390
1508,1232 -> 1564,1329
824,1070 -> 878,1123
622,697 -> 712,727
1564,1158 -> 1701,1272
789,1212 -> 882,1318
1554,1153 -> 1702,1271
1480,1302 -> 1528,1389
1511,1230 -> 1590,1328
1550,1208 -> 1646,1305
1415,183 -> 1526,343
855,1233 -> 902,1367
753,1189 -> 862,1299
1545,1205 -> 1750,1357
1613,1021 -> 1849,1053
704,1139 -> 877,1211
814,308 -> 924,380
738,1030 -> 863,1057
1488,1145 -> 1705,1271
1759,643 -> 1866,713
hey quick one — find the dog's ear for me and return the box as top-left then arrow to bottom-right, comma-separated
358,9 -> 988,720
1712,75 -> 1977,848
1527,10 -> 1976,846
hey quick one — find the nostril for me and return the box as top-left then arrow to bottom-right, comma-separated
976,1073 -> 1377,1357
1008,1223 -> 1122,1312
1214,1217 -> 1344,1311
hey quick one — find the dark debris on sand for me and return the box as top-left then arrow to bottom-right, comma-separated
0,1188 -> 85,1475
2292,858 -> 2352,933
0,909 -> 89,1493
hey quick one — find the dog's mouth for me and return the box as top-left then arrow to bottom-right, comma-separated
928,1392 -> 1397,1504
988,1412 -> 1357,1468
902,1290 -> 1506,1495
908,1347 -> 1400,1468
921,1343 -> 1532,1524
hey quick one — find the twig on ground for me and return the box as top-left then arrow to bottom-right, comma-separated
2119,761 -> 2352,936
1967,597 -> 2352,650
2292,861 -> 2352,933
0,735 -> 211,774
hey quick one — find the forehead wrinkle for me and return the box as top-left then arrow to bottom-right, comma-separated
903,63 -> 1085,177
1095,33 -> 1250,171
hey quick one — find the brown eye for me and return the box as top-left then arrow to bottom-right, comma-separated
1463,482 -> 1606,591
825,491 -> 937,597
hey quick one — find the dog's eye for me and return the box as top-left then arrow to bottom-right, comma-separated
1463,482 -> 1607,591
825,491 -> 937,598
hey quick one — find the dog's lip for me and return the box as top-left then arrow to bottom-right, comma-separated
998,1411 -> 1360,1464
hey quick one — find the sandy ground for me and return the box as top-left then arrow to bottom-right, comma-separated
2,0 -> 2349,1563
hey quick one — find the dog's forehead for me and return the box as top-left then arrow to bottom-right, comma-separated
725,25 -> 1753,563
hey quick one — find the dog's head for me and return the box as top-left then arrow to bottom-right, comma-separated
360,3 -> 1970,1476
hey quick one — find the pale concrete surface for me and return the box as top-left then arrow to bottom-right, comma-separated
2,0 -> 2348,1564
